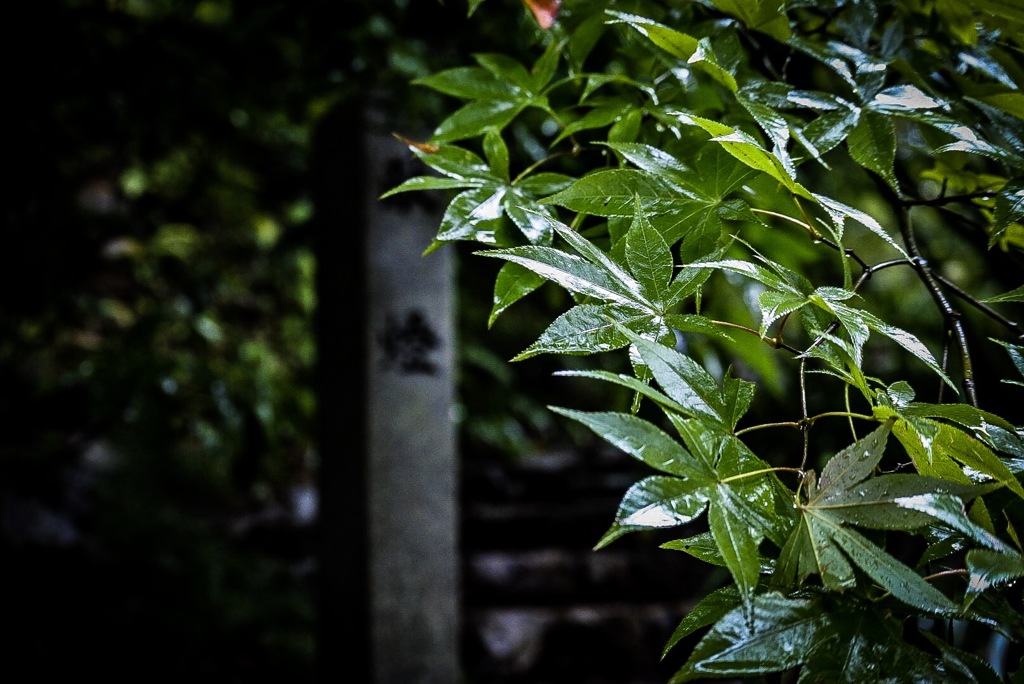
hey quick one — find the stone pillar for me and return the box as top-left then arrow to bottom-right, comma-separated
364,113 -> 461,684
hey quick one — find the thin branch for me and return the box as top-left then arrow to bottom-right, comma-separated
734,411 -> 876,436
854,258 -> 911,285
800,359 -> 809,470
734,421 -> 801,436
512,148 -> 580,183
865,174 -> 980,406
897,207 -> 979,406
802,258 -> 914,357
930,270 -> 1023,339
710,319 -> 802,354
902,191 -> 996,207
938,332 -> 951,404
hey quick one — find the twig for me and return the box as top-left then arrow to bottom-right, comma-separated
897,207 -> 978,406
800,359 -> 809,470
734,410 -> 876,436
902,191 -> 996,207
930,270 -> 1023,339
709,319 -> 802,354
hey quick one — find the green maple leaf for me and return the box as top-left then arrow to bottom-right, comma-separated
773,421 -> 996,616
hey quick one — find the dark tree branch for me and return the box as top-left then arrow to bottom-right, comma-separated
897,208 -> 978,406
930,270 -> 1024,340
901,191 -> 996,208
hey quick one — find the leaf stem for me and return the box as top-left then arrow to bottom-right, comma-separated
734,411 -> 875,436
512,149 -> 578,184
844,383 -> 857,441
922,568 -> 968,582
751,208 -> 813,231
719,467 -> 805,484
734,421 -> 801,435
710,319 -> 802,354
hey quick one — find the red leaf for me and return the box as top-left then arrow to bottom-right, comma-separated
392,133 -> 440,154
524,0 -> 560,30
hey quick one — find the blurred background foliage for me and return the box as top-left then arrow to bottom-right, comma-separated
4,0 -> 467,680
4,0 -> 1021,681
5,1 -> 595,680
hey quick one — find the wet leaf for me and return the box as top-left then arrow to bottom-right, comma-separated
662,585 -> 740,657
548,407 -> 713,479
595,475 -> 711,547
432,99 -> 525,142
513,172 -> 574,196
965,548 -> 1024,594
710,0 -> 791,43
992,339 -> 1024,386
676,114 -> 812,198
776,423 -> 963,615
991,178 -> 1024,243
602,142 -> 698,194
437,185 -> 506,243
860,310 -> 955,388
393,137 -> 492,179
817,421 -> 891,494
690,258 -> 808,297
671,593 -> 828,682
800,606 -> 949,683
625,199 -> 673,303
921,632 -> 1004,684
628,333 -> 733,425
869,85 -> 947,113
812,193 -> 905,255
413,66 -> 513,101
709,498 -> 763,608
758,290 -> 809,335
553,101 -> 631,144
489,262 -> 545,326
511,302 -> 654,359
737,92 -> 792,170
379,174 -> 480,198
479,244 -> 645,307
553,368 -> 691,416
542,168 -> 695,216
605,11 -> 699,60
829,523 -> 958,615
944,421 -> 1023,497
982,286 -> 1024,304
688,37 -> 739,93
482,128 -> 509,180
665,531 -> 776,574
847,110 -> 898,191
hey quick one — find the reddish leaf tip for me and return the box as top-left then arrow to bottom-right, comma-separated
392,133 -> 440,154
524,0 -> 561,30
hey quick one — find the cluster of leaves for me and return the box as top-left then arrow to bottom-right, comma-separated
389,0 -> 1024,681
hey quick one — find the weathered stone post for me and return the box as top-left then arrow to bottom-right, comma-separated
316,99 -> 459,683
364,112 -> 460,684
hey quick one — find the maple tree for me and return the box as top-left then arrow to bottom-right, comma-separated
389,0 -> 1024,680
